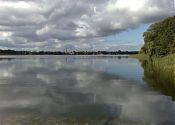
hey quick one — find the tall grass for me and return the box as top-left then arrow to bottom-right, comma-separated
131,54 -> 175,100
152,54 -> 175,84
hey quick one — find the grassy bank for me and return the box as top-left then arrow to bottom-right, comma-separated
129,54 -> 149,60
130,54 -> 175,69
130,54 -> 175,100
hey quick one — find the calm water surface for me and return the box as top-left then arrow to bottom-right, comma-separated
0,55 -> 174,125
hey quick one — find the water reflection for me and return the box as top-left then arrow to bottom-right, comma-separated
0,56 -> 174,125
141,59 -> 175,100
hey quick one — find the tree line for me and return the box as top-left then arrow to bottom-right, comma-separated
0,49 -> 138,55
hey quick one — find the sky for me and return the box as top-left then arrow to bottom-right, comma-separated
0,0 -> 174,51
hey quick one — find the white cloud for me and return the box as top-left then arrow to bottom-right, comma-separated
36,25 -> 51,36
0,31 -> 12,38
0,1 -> 31,9
111,0 -> 146,11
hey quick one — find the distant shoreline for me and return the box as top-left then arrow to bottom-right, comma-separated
0,49 -> 138,55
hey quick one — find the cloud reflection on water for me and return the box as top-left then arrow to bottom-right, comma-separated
0,56 -> 174,124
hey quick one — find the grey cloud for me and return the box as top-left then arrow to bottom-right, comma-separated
0,0 -> 174,50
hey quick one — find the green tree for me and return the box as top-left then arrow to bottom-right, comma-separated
141,16 -> 175,57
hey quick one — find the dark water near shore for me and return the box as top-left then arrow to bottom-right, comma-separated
0,55 -> 174,125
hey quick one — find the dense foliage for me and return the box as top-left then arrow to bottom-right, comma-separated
140,16 -> 175,57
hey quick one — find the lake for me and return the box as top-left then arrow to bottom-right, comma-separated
0,55 -> 174,125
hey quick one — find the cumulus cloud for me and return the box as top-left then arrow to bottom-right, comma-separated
0,0 -> 174,50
